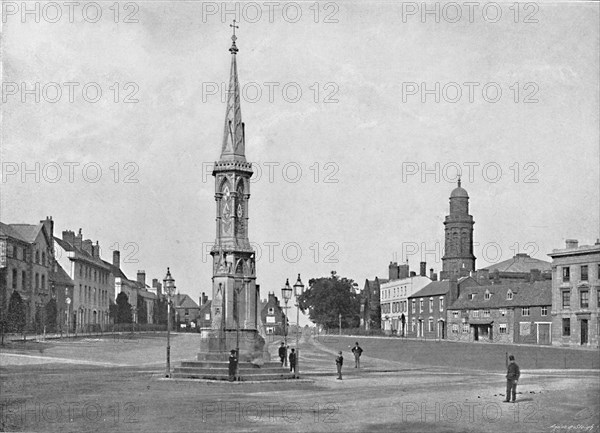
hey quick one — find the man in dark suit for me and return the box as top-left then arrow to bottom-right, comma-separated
289,348 -> 297,374
228,349 -> 238,382
278,342 -> 287,366
336,351 -> 344,380
351,342 -> 363,368
504,355 -> 520,402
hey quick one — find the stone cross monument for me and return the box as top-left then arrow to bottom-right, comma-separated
199,23 -> 264,362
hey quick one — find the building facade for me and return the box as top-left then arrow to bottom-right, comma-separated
380,262 -> 430,335
0,218 -> 55,331
260,292 -> 286,335
406,276 -> 478,339
54,229 -> 114,331
549,239 -> 600,348
447,281 -> 552,345
360,276 -> 387,330
477,253 -> 552,285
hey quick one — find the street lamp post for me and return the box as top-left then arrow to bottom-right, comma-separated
338,313 -> 342,336
65,296 -> 71,337
163,268 -> 176,378
293,274 -> 304,376
281,279 -> 292,367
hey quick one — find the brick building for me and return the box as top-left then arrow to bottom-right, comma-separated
406,276 -> 478,339
360,276 -> 387,330
172,294 -> 201,329
446,280 -> 552,345
260,292 -> 286,335
549,239 -> 600,348
0,217 -> 55,330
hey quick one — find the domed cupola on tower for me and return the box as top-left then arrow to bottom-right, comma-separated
440,177 -> 476,280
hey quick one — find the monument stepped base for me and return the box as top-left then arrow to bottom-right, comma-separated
172,357 -> 296,381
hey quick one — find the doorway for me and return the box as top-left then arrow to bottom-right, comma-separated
581,319 -> 588,345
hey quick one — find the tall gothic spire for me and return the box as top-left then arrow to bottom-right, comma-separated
220,20 -> 245,162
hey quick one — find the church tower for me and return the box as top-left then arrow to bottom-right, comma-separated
204,23 -> 263,360
440,178 -> 476,279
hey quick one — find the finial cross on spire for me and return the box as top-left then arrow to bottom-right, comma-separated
457,175 -> 461,188
230,19 -> 239,40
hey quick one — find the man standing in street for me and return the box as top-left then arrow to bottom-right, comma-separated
289,348 -> 297,374
351,342 -> 363,368
336,351 -> 344,380
278,342 -> 286,367
228,349 -> 238,382
504,355 -> 520,402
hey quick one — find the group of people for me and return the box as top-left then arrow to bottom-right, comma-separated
278,342 -> 297,373
232,341 -> 521,403
334,342 -> 364,380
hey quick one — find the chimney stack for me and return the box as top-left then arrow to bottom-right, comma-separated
388,262 -> 400,280
420,262 -> 426,277
399,264 -> 409,279
409,271 -> 416,277
74,229 -> 83,250
92,241 -> 101,258
565,239 -> 578,249
137,270 -> 146,286
432,272 -> 438,281
113,250 -> 120,269
82,239 -> 93,255
62,230 -> 75,246
449,273 -> 459,303
529,269 -> 541,282
41,216 -> 54,249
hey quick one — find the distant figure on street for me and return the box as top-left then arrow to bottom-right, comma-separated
289,348 -> 297,373
278,342 -> 287,366
351,342 -> 363,368
228,349 -> 238,382
336,351 -> 344,380
504,355 -> 520,402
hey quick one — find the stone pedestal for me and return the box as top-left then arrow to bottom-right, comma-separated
199,328 -> 267,363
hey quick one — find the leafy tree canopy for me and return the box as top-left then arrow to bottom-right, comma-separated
298,271 -> 360,329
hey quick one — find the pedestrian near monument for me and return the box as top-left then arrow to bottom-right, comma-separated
351,342 -> 363,368
228,349 -> 238,382
336,351 -> 344,380
278,342 -> 286,366
289,348 -> 297,373
504,354 -> 520,402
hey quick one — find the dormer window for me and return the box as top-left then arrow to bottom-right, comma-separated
484,290 -> 491,300
468,293 -> 475,300
506,290 -> 513,300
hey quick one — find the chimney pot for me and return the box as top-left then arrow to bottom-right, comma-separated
113,250 -> 120,269
565,239 -> 578,249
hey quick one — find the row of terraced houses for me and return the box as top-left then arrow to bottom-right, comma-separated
362,182 -> 599,349
0,216 -> 196,333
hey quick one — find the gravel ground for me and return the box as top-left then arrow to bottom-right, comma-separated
1,332 -> 598,432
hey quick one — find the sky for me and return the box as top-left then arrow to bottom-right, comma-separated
1,1 -> 599,326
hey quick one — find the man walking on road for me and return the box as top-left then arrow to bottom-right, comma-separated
351,342 -> 363,368
504,355 -> 520,402
278,342 -> 286,367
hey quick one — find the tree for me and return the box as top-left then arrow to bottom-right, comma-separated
44,298 -> 58,332
154,297 -> 168,325
298,271 -> 361,329
7,291 -> 26,334
137,295 -> 147,325
115,292 -> 133,324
